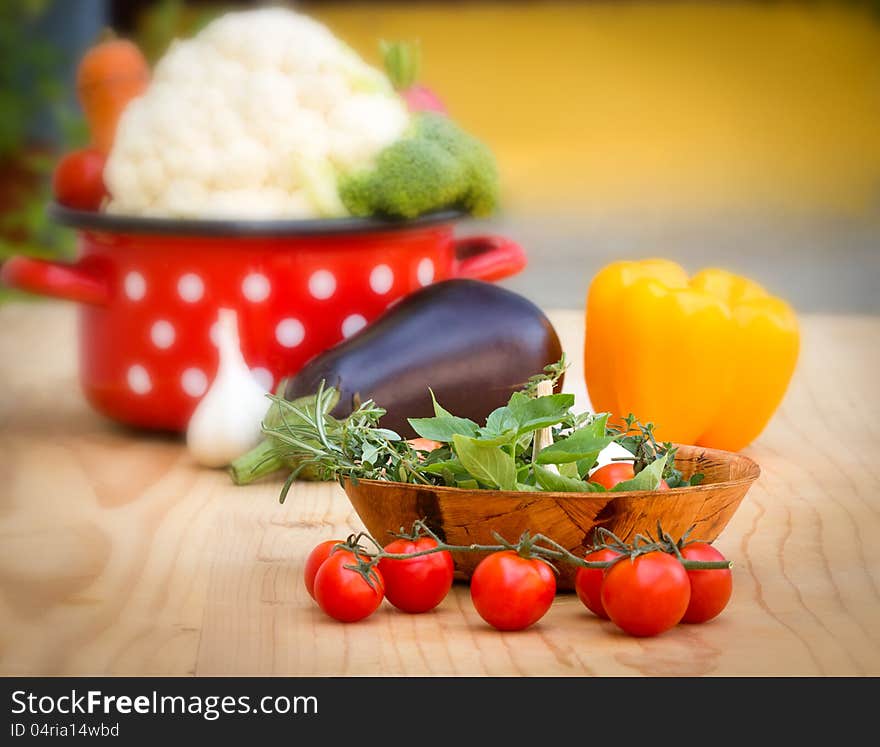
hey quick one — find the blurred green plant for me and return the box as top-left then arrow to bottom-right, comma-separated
0,0 -> 88,301
137,0 -> 224,63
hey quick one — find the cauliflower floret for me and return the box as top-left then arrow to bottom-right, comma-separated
104,7 -> 410,219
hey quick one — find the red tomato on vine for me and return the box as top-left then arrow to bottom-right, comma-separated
379,537 -> 454,613
679,543 -> 732,623
600,551 -> 690,636
303,539 -> 343,600
313,549 -> 385,623
575,547 -> 622,619
470,551 -> 556,631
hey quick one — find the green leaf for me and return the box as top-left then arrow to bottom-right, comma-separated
430,389 -> 454,418
372,428 -> 401,441
408,390 -> 480,443
611,453 -> 670,492
485,406 -> 518,434
361,443 -> 379,466
477,429 -> 516,446
452,434 -> 517,490
420,459 -> 469,477
475,406 -> 518,446
515,482 -> 540,492
558,462 -> 581,479
576,457 -> 597,479
419,457 -> 475,488
408,414 -> 478,442
534,465 -> 606,493
456,479 -> 480,490
536,430 -> 613,465
507,391 -> 575,434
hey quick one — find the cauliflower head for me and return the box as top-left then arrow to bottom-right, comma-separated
104,8 -> 411,219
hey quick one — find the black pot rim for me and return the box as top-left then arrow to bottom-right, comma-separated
47,203 -> 466,237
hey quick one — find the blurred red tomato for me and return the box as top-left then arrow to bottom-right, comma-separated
53,148 -> 107,210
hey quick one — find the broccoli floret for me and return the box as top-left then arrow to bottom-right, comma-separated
416,114 -> 499,216
339,113 -> 500,219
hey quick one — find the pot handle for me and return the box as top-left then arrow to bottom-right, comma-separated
1,256 -> 109,306
452,235 -> 527,282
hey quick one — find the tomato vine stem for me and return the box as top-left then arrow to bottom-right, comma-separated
338,520 -> 732,585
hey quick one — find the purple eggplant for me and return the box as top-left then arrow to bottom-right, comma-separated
283,279 -> 563,436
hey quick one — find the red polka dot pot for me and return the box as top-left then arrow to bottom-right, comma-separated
2,205 -> 526,431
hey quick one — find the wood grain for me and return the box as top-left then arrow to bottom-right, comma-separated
0,302 -> 878,676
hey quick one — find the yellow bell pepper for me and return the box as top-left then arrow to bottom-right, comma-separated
584,260 -> 799,451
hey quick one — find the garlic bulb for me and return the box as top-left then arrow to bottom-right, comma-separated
186,308 -> 270,467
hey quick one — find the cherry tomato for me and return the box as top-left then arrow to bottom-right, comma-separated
303,539 -> 343,600
679,543 -> 732,623
600,551 -> 690,636
470,551 -> 556,631
313,549 -> 384,623
378,537 -> 454,613
52,148 -> 107,210
574,548 -> 622,618
590,462 -> 670,490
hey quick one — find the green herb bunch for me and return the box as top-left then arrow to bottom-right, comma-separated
230,361 -> 704,501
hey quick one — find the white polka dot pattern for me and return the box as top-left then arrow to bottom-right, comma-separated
251,367 -> 273,392
308,270 -> 336,299
275,318 -> 305,348
124,271 -> 146,301
242,273 -> 271,302
209,320 -> 222,347
417,258 -> 435,286
150,320 -> 175,349
341,314 -> 367,338
177,273 -> 204,303
181,368 -> 208,398
369,265 -> 394,295
127,364 -> 151,395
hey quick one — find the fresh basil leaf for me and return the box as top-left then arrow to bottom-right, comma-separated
408,414 -> 478,443
475,430 -> 517,447
610,453 -> 669,492
456,479 -> 480,490
516,482 -> 540,492
407,390 -> 480,442
430,389 -> 455,418
576,457 -> 597,479
536,430 -> 614,465
558,461 -> 581,479
507,391 -> 575,434
534,465 -> 606,493
418,459 -> 472,487
419,459 -> 461,474
485,406 -> 518,434
688,473 -> 705,486
476,406 -> 518,446
452,434 -> 517,490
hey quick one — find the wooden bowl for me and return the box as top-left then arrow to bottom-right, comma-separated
343,444 -> 759,590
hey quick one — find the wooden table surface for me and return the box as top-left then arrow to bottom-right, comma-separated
1,302 -> 878,676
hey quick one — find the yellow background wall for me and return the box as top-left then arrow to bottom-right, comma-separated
313,2 -> 880,215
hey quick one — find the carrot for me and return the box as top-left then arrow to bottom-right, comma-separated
76,30 -> 150,154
